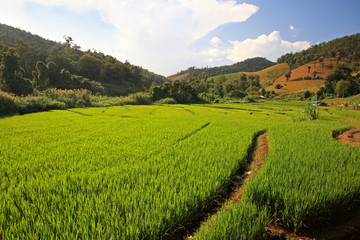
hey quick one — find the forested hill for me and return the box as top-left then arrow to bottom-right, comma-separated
0,23 -> 168,96
277,33 -> 360,69
170,57 -> 275,80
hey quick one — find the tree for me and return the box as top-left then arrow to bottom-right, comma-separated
275,84 -> 283,89
307,65 -> 311,73
285,72 -> 291,82
336,52 -> 341,65
312,71 -> 318,80
1,48 -> 32,95
335,80 -> 350,98
63,35 -> 74,48
32,61 -> 49,90
319,57 -> 324,68
78,54 -> 103,80
304,90 -> 312,99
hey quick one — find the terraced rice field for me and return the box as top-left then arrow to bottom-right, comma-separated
1,103 -> 360,239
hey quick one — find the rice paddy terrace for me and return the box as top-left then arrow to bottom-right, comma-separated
1,103 -> 360,239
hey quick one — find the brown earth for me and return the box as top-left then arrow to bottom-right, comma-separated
168,73 -> 189,81
337,128 -> 360,147
266,58 -> 350,95
228,132 -> 269,204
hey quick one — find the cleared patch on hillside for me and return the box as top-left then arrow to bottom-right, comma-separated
243,63 -> 290,85
222,63 -> 290,85
168,72 -> 189,81
266,59 -> 342,95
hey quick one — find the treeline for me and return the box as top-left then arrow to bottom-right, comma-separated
0,23 -> 167,96
318,64 -> 360,99
172,57 -> 275,78
277,33 -> 360,69
151,72 -> 269,104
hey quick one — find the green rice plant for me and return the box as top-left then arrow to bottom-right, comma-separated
1,102 -> 359,239
0,105 -> 273,239
244,116 -> 360,232
193,204 -> 269,240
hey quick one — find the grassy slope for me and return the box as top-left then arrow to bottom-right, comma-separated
218,63 -> 290,84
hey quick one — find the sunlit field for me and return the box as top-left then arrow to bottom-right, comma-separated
1,103 -> 359,239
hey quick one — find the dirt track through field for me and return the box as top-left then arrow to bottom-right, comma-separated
169,131 -> 269,240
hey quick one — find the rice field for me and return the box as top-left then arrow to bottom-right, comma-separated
1,102 -> 359,239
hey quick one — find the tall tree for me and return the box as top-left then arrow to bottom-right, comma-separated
285,72 -> 291,82
335,80 -> 350,98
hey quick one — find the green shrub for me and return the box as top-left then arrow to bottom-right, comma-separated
16,96 -> 49,115
297,103 -> 319,121
198,92 -> 216,102
0,91 -> 18,115
304,76 -> 312,80
47,100 -> 67,110
275,84 -> 283,89
44,88 -> 92,107
243,95 -> 257,103
158,98 -> 177,104
128,92 -> 152,105
353,102 -> 360,110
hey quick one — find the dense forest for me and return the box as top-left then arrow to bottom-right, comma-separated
0,23 -> 168,96
172,57 -> 275,78
277,33 -> 360,69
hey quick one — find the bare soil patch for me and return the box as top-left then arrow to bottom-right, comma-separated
337,128 -> 360,147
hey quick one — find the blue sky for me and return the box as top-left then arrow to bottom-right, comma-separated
0,0 -> 359,76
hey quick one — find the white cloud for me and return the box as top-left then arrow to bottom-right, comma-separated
25,0 -> 259,75
0,0 -> 29,29
200,48 -> 226,57
226,31 -> 310,62
290,24 -> 295,31
210,37 -> 223,47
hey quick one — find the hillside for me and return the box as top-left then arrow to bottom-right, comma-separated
0,23 -> 168,96
277,33 -> 360,69
226,63 -> 290,85
169,57 -> 275,81
267,58 -> 358,95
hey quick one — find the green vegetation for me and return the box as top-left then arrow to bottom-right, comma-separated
172,57 -> 275,79
1,102 -> 360,239
0,23 -> 168,96
277,33 -> 360,69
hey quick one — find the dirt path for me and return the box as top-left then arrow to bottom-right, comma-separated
228,131 -> 269,205
180,132 -> 270,240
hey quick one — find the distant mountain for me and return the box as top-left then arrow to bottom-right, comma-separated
0,23 -> 168,96
169,57 -> 275,81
